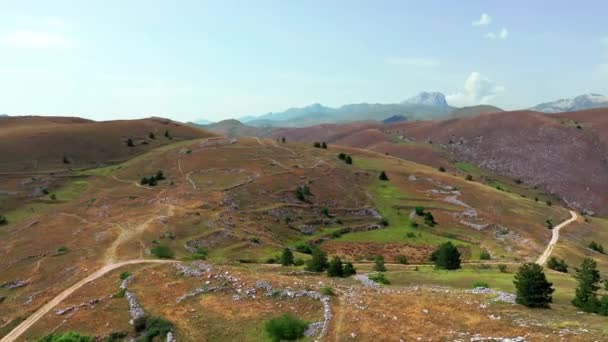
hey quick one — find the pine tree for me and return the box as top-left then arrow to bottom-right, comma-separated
126,138 -> 135,147
280,248 -> 294,266
321,142 -> 327,149
373,255 -> 387,272
513,263 -> 554,308
430,242 -> 461,270
379,171 -> 389,181
305,248 -> 328,272
164,129 -> 171,139
149,132 -> 155,139
338,153 -> 346,160
572,258 -> 601,312
327,256 -> 344,277
343,262 -> 356,277
345,155 -> 352,165
281,137 -> 286,143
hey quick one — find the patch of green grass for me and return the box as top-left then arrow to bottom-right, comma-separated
335,180 -> 482,257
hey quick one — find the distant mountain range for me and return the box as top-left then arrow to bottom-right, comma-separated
531,94 -> 608,113
239,92 -> 458,127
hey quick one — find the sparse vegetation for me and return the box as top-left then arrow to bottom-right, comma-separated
423,211 -> 436,226
547,257 -> 568,273
430,242 -> 461,270
321,286 -> 334,296
465,174 -> 473,181
56,246 -> 69,255
498,264 -> 508,273
37,332 -> 93,342
396,254 -> 408,264
62,155 -> 70,164
126,138 -> 135,147
140,170 -> 166,186
513,263 -> 554,308
119,271 -> 132,280
192,247 -> 208,260
0,215 -> 7,225
479,250 -> 491,260
545,219 -> 553,229
164,129 -> 171,139
472,281 -> 490,288
150,245 -> 174,259
265,314 -> 308,342
295,184 -> 312,202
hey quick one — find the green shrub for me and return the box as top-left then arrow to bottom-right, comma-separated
498,264 -> 508,273
0,215 -> 7,225
373,255 -> 387,272
56,246 -> 69,255
327,256 -> 344,277
438,166 -> 446,172
345,155 -> 353,165
280,248 -> 295,266
423,212 -> 436,226
133,315 -> 174,342
589,241 -> 605,254
472,281 -> 490,289
313,142 -> 321,148
321,286 -> 334,296
465,174 -> 473,181
112,288 -> 126,298
150,245 -> 174,259
249,237 -> 261,244
126,138 -> 135,147
294,242 -> 313,254
294,258 -> 305,266
264,314 -> 308,342
547,257 -> 568,273
321,142 -> 327,149
338,153 -> 346,160
192,247 -> 208,260
119,272 -> 132,280
414,206 -> 425,216
305,248 -> 328,272
396,255 -> 408,264
406,232 -> 416,238
410,221 -> 418,228
368,273 -> 390,285
479,251 -> 491,260
343,262 -> 357,276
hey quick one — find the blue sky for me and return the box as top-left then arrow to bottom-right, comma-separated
0,0 -> 606,121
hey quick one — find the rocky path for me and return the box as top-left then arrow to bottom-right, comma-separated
536,210 -> 578,265
0,259 -> 177,342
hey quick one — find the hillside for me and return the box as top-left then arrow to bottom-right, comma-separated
531,94 -> 608,113
195,119 -> 275,138
3,135 -> 606,341
0,116 -> 214,172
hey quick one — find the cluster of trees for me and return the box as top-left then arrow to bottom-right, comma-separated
589,241 -> 605,254
571,258 -> 608,315
313,141 -> 328,149
141,170 -> 166,186
414,206 -> 436,226
338,153 -> 353,164
295,184 -> 312,202
513,257 -> 608,313
281,246 -> 356,278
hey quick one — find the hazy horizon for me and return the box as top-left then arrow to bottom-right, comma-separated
1,0 -> 607,122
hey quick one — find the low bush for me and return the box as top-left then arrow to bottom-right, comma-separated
265,314 -> 308,342
368,273 -> 390,285
150,245 -> 174,259
472,281 -> 490,289
119,271 -> 132,280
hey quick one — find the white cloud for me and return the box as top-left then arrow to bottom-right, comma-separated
484,28 -> 509,40
1,29 -> 75,48
385,57 -> 440,67
472,13 -> 492,26
446,72 -> 505,107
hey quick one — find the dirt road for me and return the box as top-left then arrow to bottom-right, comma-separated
536,210 -> 578,265
0,259 -> 176,342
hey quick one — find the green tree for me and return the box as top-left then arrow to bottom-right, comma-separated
265,314 -> 308,342
343,262 -> 357,276
280,248 -> 294,266
164,129 -> 171,139
430,242 -> 461,270
149,132 -> 155,139
327,256 -> 344,277
572,258 -> 601,312
305,248 -> 328,272
513,263 -> 554,308
141,177 -> 150,185
424,212 -> 436,226
414,206 -> 425,216
155,170 -> 165,180
396,255 -> 408,264
345,155 -> 352,164
126,138 -> 135,147
321,142 -> 327,149
589,241 -> 605,254
373,255 -> 387,272
338,153 -> 346,160
150,245 -> 174,259
313,142 -> 321,148
379,171 -> 389,181
479,250 -> 491,260
0,215 -> 7,225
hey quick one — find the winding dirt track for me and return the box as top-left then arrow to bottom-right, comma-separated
536,210 -> 578,265
0,259 -> 177,342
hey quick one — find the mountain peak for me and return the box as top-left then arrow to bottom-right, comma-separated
532,93 -> 608,113
404,92 -> 448,107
